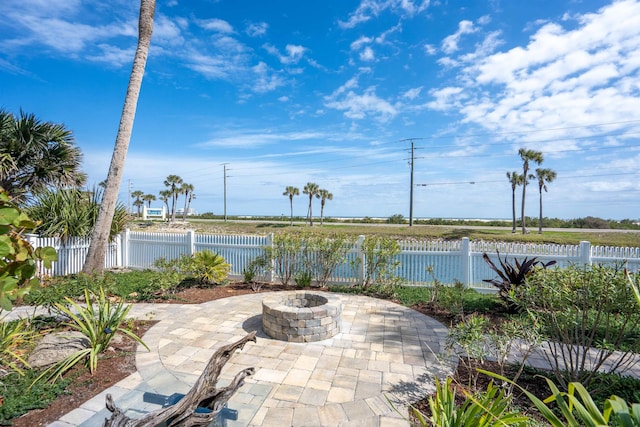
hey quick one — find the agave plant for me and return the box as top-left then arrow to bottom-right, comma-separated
482,251 -> 556,312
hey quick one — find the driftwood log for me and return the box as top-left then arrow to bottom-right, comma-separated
104,331 -> 257,427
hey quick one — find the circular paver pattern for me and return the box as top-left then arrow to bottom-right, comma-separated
132,292 -> 454,426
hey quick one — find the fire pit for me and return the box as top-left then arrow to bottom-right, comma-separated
262,291 -> 342,342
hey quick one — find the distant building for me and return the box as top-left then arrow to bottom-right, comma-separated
143,206 -> 166,220
176,208 -> 197,216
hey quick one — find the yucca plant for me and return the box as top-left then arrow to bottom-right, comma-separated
36,287 -> 148,383
0,318 -> 33,375
412,376 -> 529,426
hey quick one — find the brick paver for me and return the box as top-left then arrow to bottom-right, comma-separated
39,292 -> 453,426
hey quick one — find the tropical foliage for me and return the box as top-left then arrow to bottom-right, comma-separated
38,287 -> 149,382
28,186 -> 128,242
0,110 -> 86,204
316,189 -> 333,226
514,264 -> 640,388
0,190 -> 57,311
506,171 -> 523,233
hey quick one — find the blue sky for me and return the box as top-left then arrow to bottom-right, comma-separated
1,0 -> 639,220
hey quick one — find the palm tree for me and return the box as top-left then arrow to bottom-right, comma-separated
164,174 -> 183,222
282,186 -> 299,225
142,193 -> 156,208
131,190 -> 144,217
159,190 -> 171,217
535,168 -> 557,234
506,171 -> 523,233
302,182 -> 320,226
0,109 -> 86,204
83,0 -> 156,274
518,148 -> 543,234
316,189 -> 333,226
180,182 -> 194,221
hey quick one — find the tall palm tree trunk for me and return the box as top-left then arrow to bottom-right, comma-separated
83,0 -> 155,274
538,190 -> 543,234
520,175 -> 527,234
511,188 -> 517,233
308,195 -> 313,226
289,196 -> 294,226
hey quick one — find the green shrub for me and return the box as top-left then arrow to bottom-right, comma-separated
514,264 -> 640,388
190,250 -> 230,285
154,251 -> 230,287
386,214 -> 405,224
298,233 -> 355,288
243,253 -> 271,286
357,235 -> 401,289
264,232 -> 302,286
0,190 -> 57,311
294,270 -> 312,288
0,369 -> 70,424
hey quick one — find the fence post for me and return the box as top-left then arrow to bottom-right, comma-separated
187,230 -> 196,255
122,228 -> 130,268
356,235 -> 365,285
580,241 -> 592,265
461,237 -> 471,288
267,233 -> 274,283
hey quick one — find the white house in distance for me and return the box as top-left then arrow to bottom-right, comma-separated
176,208 -> 196,216
142,206 -> 166,220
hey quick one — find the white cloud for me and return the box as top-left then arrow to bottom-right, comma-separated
251,61 -> 286,93
246,21 -> 268,37
264,43 -> 307,64
441,20 -> 476,54
339,0 -> 430,29
429,0 -> 640,144
424,43 -> 437,55
198,18 -> 234,33
360,46 -> 375,61
402,87 -> 423,99
325,78 -> 397,121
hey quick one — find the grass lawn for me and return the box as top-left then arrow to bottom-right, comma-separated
146,218 -> 640,247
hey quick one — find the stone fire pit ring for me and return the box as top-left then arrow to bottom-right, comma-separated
262,291 -> 342,342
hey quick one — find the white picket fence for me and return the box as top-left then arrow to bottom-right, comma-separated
26,230 -> 640,291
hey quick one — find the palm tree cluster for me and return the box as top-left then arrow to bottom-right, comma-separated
131,174 -> 194,221
0,109 -> 86,204
284,182 -> 333,226
508,148 -> 557,234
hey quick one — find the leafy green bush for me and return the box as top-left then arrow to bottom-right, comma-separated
242,253 -> 270,286
514,264 -> 640,388
386,214 -> 405,224
154,251 -> 230,287
357,235 -> 401,290
0,190 -> 57,311
294,270 -> 312,288
264,232 -> 302,286
0,369 -> 70,424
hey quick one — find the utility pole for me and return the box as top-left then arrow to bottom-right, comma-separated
400,138 -> 423,226
222,163 -> 230,222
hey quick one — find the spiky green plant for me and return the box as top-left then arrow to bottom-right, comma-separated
36,287 -> 148,383
0,318 -> 33,375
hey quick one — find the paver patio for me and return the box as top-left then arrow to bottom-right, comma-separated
43,292 -> 454,426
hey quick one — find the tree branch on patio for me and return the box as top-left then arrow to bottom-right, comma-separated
103,331 -> 257,427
